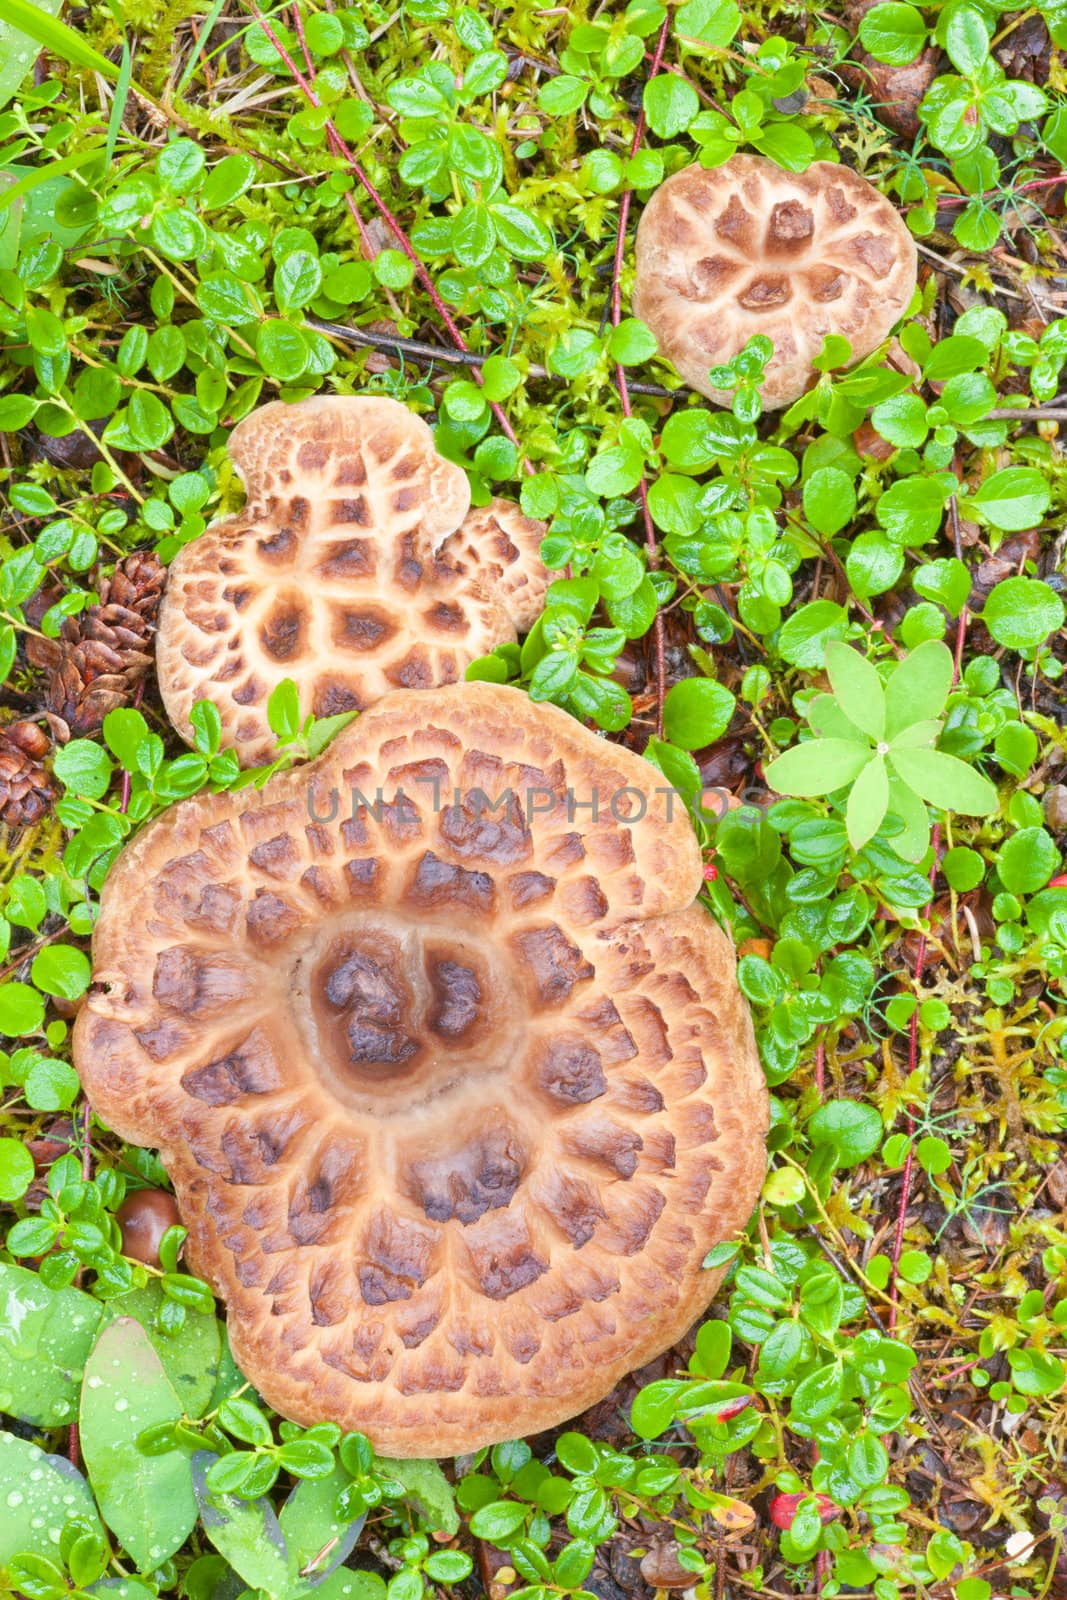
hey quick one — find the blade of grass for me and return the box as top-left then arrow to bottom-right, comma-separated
101,0 -> 131,170
0,0 -> 118,77
105,39 -> 131,169
0,0 -> 61,110
175,0 -> 229,93
0,142 -> 105,213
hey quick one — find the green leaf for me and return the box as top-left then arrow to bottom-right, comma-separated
537,75 -> 589,115
824,644 -> 885,741
200,152 -> 256,210
0,0 -> 117,79
608,318 -> 657,365
219,1395 -> 272,1446
0,392 -> 39,429
676,0 -> 741,48
802,467 -> 856,535
913,557 -> 971,617
845,530 -> 904,600
884,639 -> 953,739
53,738 -> 113,798
0,1430 -> 101,1564
944,3 -> 990,69
888,747 -> 998,815
279,1465 -> 367,1583
968,466 -> 1050,531
870,392 -> 927,448
197,272 -> 262,325
192,1453 -> 294,1596
846,753 -> 888,852
662,677 -> 736,750
875,474 -> 951,542
488,202 -> 553,261
31,943 -> 90,999
630,1378 -> 686,1440
80,1319 -> 197,1571
549,328 -> 601,378
643,72 -> 699,137
808,1101 -> 882,1167
790,1361 -> 845,1422
777,600 -> 849,668
0,1264 -> 102,1425
885,771 -> 931,863
765,738 -> 871,797
0,981 -> 44,1037
0,0 -> 62,110
376,1457 -> 460,1535
100,1283 -> 221,1420
857,0 -> 927,62
257,319 -> 308,381
273,249 -> 323,312
983,575 -> 1064,652
997,827 -> 1059,894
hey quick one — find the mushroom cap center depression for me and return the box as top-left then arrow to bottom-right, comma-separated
289,912 -> 524,1118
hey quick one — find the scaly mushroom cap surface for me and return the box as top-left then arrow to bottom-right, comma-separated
73,683 -> 767,1456
633,155 -> 918,408
156,396 -> 551,766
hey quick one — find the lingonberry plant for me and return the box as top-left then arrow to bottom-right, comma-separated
0,1 -> 1065,1599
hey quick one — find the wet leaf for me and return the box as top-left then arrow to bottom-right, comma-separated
80,1318 -> 197,1570
0,1262 -> 102,1424
0,1429 -> 101,1564
100,1282 -> 221,1419
280,1466 -> 367,1584
192,1452 -> 293,1598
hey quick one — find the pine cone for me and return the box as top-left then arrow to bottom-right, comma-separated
0,721 -> 55,827
27,552 -> 165,737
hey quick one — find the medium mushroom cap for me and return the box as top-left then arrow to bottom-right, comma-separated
633,155 -> 917,409
156,396 -> 551,766
73,683 -> 767,1456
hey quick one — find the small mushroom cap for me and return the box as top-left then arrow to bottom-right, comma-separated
156,396 -> 552,766
73,682 -> 767,1456
633,155 -> 917,409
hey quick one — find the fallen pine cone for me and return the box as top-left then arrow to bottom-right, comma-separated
27,551 -> 164,737
0,720 -> 56,827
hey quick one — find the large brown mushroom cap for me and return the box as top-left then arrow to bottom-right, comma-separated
633,155 -> 917,409
156,396 -> 551,766
73,683 -> 767,1456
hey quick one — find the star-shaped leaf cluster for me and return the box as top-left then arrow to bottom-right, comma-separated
764,640 -> 998,860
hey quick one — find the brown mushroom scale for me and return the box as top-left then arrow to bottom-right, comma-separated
156,396 -> 552,766
74,684 -> 767,1455
633,155 -> 918,409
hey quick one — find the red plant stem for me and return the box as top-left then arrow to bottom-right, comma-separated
68,1094 -> 93,1466
250,3 -> 525,459
933,172 -> 1067,209
286,6 -> 375,259
612,14 -> 670,738
948,495 -> 968,678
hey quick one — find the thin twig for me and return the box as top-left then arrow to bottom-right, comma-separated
307,318 -> 675,394
987,405 -> 1067,420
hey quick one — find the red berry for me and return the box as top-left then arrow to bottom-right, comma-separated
703,864 -> 719,881
1048,873 -> 1067,889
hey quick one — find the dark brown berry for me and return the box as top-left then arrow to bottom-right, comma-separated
117,1189 -> 181,1268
